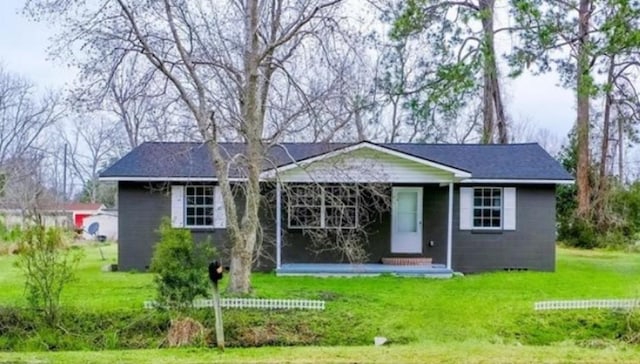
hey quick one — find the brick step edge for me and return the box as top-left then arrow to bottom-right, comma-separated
381,257 -> 433,266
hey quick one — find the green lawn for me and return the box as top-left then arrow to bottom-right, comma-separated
0,243 -> 153,310
1,244 -> 640,362
1,342 -> 639,364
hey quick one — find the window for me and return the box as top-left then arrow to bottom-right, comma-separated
288,184 -> 358,229
460,187 -> 516,231
288,185 -> 323,228
324,185 -> 358,228
472,187 -> 502,229
185,186 -> 214,227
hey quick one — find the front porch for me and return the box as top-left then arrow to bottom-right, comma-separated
268,143 -> 467,275
276,263 -> 453,278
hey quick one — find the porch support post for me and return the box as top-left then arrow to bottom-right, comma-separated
446,182 -> 454,270
276,182 -> 282,269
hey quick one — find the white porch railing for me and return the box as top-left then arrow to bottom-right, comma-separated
144,298 -> 325,310
534,299 -> 640,311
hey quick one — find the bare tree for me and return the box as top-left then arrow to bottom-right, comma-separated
510,117 -> 562,155
313,47 -> 381,143
59,117 -> 121,204
0,65 -> 65,220
0,65 -> 63,165
26,0 -> 356,293
71,51 -> 199,149
0,153 -> 64,226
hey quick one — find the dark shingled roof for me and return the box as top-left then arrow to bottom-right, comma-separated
100,141 -> 572,181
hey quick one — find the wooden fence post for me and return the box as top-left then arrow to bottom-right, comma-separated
208,261 -> 225,351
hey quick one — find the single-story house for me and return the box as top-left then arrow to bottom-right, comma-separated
100,141 -> 572,276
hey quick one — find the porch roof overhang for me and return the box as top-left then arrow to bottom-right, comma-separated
261,141 -> 472,183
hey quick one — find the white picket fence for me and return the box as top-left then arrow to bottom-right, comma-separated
144,298 -> 325,310
534,299 -> 640,311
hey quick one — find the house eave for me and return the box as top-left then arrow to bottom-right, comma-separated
100,176 -> 573,185
100,176 -> 236,182
460,178 -> 575,185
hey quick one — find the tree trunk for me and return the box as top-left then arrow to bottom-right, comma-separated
575,0 -> 592,218
479,0 -> 508,144
595,56 -> 614,227
227,0 -> 263,294
389,98 -> 400,143
354,106 -> 367,141
481,65 -> 494,144
596,56 -> 615,223
227,140 -> 263,293
618,110 -> 624,182
228,238 -> 254,293
491,72 -> 508,143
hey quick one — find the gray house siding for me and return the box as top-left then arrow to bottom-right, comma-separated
118,181 -> 170,271
421,185 -> 449,265
118,182 -> 228,271
117,182 -> 556,273
452,185 -> 556,273
118,181 -> 275,271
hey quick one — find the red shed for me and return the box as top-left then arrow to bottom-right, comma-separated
65,203 -> 105,228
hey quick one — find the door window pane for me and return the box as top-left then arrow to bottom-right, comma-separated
397,191 -> 417,213
397,191 -> 418,232
398,212 -> 417,232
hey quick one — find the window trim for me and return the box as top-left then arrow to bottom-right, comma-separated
184,185 -> 215,229
287,184 -> 359,230
471,187 -> 503,230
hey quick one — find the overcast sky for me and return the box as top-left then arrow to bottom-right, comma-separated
0,0 -> 575,144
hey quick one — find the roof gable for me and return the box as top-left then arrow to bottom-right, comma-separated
262,142 -> 471,182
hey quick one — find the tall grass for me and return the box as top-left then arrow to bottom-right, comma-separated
0,245 -> 639,352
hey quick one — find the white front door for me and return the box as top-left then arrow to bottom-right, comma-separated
391,187 -> 423,253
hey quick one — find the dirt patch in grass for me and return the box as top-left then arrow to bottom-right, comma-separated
166,317 -> 205,347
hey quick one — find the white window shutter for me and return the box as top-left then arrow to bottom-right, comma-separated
503,187 -> 516,230
213,186 -> 227,229
459,187 -> 473,230
171,185 -> 185,228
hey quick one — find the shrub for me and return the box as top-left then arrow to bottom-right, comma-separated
150,218 -> 216,307
14,225 -> 82,326
0,223 -> 23,255
558,215 -> 599,249
612,182 -> 640,235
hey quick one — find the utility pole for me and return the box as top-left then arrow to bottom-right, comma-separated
62,143 -> 68,227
